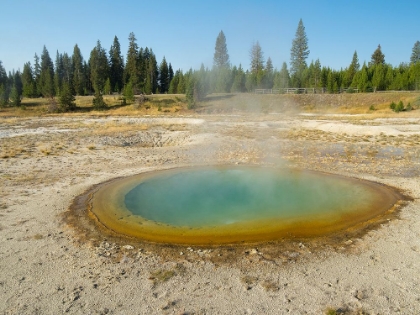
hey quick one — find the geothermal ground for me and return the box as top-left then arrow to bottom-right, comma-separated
1,103 -> 420,314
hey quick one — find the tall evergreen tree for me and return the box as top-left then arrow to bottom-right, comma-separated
168,63 -> 174,91
290,18 -> 310,83
61,52 -> 73,88
411,41 -> 420,64
370,44 -> 385,66
231,64 -> 246,92
264,57 -> 274,88
13,70 -> 23,97
109,36 -> 124,93
213,30 -> 230,69
145,49 -> 158,94
59,82 -> 76,111
89,40 -> 109,94
72,44 -> 85,95
250,41 -> 264,74
345,51 -> 360,87
21,62 -> 36,97
168,69 -> 180,94
0,61 -> 9,106
54,51 -> 64,95
159,56 -> 169,93
249,41 -> 265,89
33,53 -> 41,96
40,46 -> 55,97
273,62 -> 290,90
124,32 -> 139,90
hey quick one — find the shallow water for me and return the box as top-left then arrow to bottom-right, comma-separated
91,166 -> 401,244
125,168 -> 374,227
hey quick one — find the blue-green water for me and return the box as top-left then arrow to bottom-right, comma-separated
124,168 -> 374,228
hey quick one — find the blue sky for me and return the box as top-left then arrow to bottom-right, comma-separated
1,0 -> 419,73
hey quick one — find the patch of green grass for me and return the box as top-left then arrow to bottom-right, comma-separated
149,269 -> 176,285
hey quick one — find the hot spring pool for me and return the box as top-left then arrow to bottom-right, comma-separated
90,166 -> 401,244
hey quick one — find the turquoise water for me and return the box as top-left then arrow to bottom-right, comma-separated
124,167 -> 374,228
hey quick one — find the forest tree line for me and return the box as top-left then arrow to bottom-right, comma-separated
1,20 -> 420,109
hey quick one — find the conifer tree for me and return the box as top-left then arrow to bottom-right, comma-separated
250,41 -> 264,74
213,30 -> 230,69
177,71 -> 186,93
124,32 -> 139,90
345,51 -> 360,87
54,51 -> 64,95
231,64 -> 246,92
89,40 -> 109,94
123,80 -> 134,103
146,50 -> 158,94
13,70 -> 23,97
104,78 -> 112,95
159,56 -> 169,93
0,61 -> 9,106
370,45 -> 385,66
61,52 -> 73,87
22,62 -> 36,97
59,82 -> 76,111
410,41 -> 420,65
168,71 -> 179,94
168,63 -> 174,87
33,53 -> 41,96
290,19 -> 310,85
72,44 -> 85,95
264,57 -> 274,88
40,46 -> 55,97
109,36 -> 124,93
9,85 -> 21,106
273,62 -> 290,90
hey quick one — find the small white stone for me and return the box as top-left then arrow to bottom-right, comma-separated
122,245 -> 134,250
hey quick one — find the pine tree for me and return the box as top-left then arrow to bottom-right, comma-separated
372,64 -> 386,91
104,78 -> 112,95
168,69 -> 180,94
370,45 -> 385,66
159,56 -> 169,93
72,44 -> 85,95
59,82 -> 76,111
13,70 -> 23,97
273,62 -> 290,91
264,57 -> 274,88
124,32 -> 139,90
33,53 -> 41,96
109,36 -> 124,93
40,46 -> 55,97
290,19 -> 310,82
411,41 -> 420,65
61,52 -> 73,87
231,64 -> 246,92
54,51 -> 64,95
345,51 -> 360,87
89,40 -> 109,94
22,62 -> 36,97
168,63 -> 174,88
0,62 -> 9,107
213,30 -> 230,69
123,80 -> 134,103
146,50 -> 158,94
250,41 -> 264,74
358,64 -> 370,92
